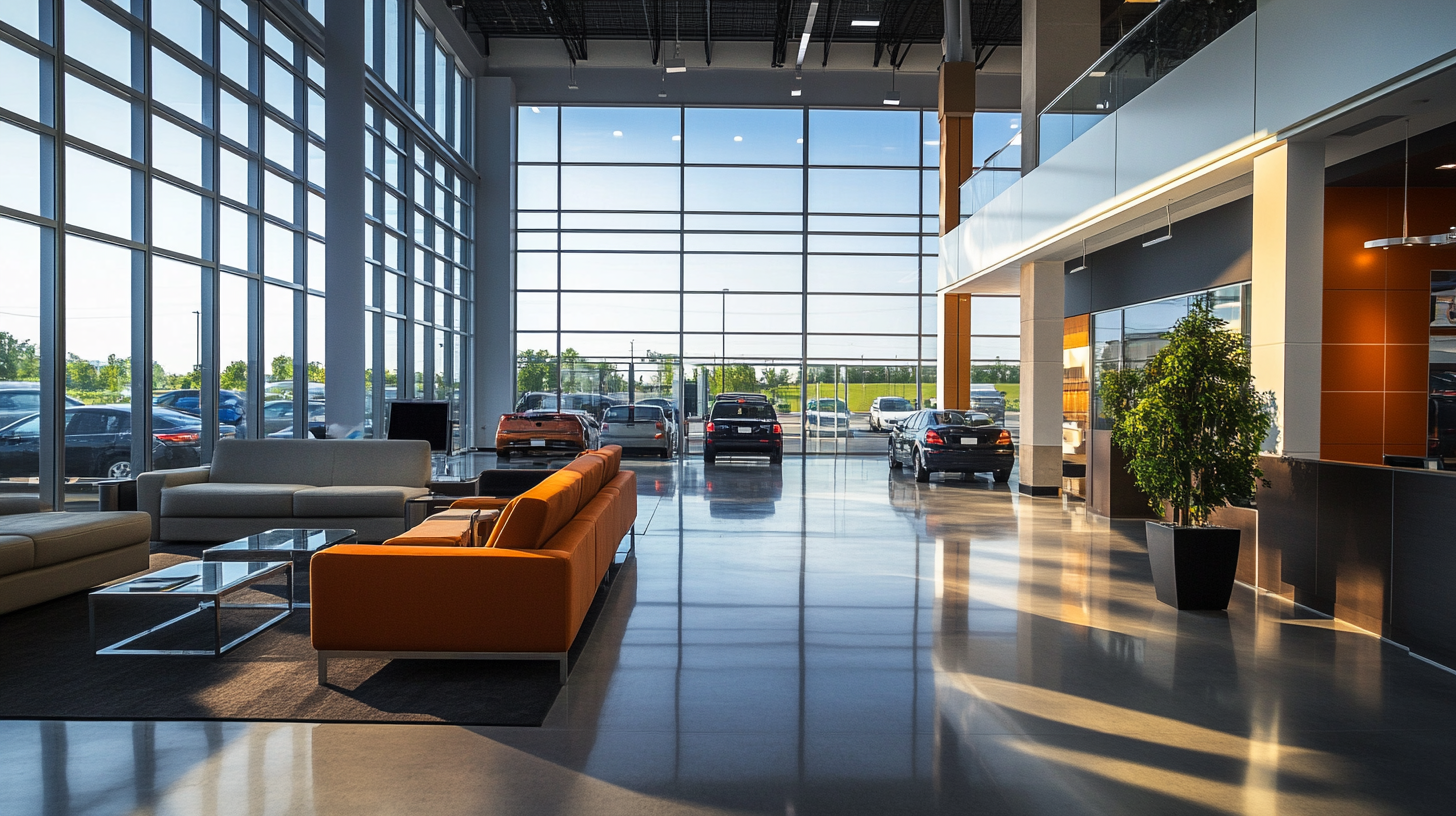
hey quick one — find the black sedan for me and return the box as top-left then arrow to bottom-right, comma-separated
0,405 -> 226,480
888,409 -> 1015,483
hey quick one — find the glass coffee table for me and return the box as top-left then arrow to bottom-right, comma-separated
90,560 -> 293,656
202,528 -> 357,607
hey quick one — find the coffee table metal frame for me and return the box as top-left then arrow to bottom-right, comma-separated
89,561 -> 293,657
202,528 -> 357,608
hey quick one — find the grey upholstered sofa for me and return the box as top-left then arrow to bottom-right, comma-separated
137,439 -> 432,544
0,495 -> 152,615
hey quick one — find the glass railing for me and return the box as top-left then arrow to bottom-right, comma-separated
1038,0 -> 1255,164
959,133 -> 1022,219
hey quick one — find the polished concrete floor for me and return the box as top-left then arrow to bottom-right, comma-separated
5,456 -> 1456,815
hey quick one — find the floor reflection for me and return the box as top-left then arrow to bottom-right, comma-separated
2,456 -> 1456,815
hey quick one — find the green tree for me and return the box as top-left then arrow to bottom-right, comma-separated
516,349 -> 555,393
1099,299 -> 1273,527
306,361 -> 326,383
270,355 -> 293,381
0,331 -> 39,380
66,353 -> 99,391
220,360 -> 248,391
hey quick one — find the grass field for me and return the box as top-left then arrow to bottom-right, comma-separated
761,383 -> 1020,413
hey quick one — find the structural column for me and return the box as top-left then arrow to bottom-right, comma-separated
323,0 -> 366,434
938,292 -> 970,410
938,62 -> 976,236
1019,0 -> 1099,174
473,77 -> 517,448
1251,142 -> 1323,459
1018,261 -> 1063,495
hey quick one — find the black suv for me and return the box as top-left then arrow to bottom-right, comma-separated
704,393 -> 782,465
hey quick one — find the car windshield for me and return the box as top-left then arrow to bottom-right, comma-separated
879,398 -> 912,411
605,406 -> 663,422
929,412 -> 973,426
815,399 -> 849,413
711,402 -> 775,420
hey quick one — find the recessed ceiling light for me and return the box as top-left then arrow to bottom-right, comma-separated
1089,71 -> 1106,78
791,88 -> 802,97
733,136 -> 743,142
612,130 -> 623,137
851,20 -> 879,26
1439,164 -> 1456,170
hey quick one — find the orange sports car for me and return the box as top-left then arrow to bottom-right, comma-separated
496,410 -> 600,460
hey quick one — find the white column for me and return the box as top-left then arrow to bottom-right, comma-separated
323,0 -> 366,434
473,78 -> 517,448
1251,142 -> 1323,459
1019,261 -> 1063,495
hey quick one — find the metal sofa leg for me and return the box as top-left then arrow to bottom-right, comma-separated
317,653 -> 328,685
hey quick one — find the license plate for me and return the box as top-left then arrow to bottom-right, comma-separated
737,427 -> 752,434
530,439 -> 546,447
959,439 -> 978,445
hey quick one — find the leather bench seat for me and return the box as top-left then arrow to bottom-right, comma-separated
0,535 -> 34,578
0,512 -> 154,568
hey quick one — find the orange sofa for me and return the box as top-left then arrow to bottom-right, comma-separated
309,446 -> 636,683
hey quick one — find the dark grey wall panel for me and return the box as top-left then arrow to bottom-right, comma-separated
1064,197 -> 1253,317
1315,462 -> 1393,633
1256,456 -> 1322,609
1391,470 -> 1456,666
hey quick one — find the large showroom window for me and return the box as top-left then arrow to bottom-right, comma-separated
362,0 -> 473,446
0,0 -> 325,507
516,106 -> 953,447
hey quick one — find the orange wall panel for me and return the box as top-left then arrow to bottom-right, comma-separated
1320,444 -> 1384,466
1323,188 -> 1388,290
1386,290 -> 1433,344
1384,391 -> 1429,447
1320,392 -> 1385,445
1385,345 -> 1429,393
1323,344 -> 1386,392
1323,289 -> 1387,345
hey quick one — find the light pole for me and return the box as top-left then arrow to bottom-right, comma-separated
720,288 -> 728,392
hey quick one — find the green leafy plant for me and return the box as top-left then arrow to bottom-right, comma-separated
1099,298 -> 1273,527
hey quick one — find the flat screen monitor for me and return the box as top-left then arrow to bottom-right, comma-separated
387,400 -> 451,452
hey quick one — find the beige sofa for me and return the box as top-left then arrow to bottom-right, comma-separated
0,496 -> 152,615
137,439 -> 432,544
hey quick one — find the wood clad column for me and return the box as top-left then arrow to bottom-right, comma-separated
938,62 -> 976,236
938,293 -> 971,410
1019,261 -> 1063,495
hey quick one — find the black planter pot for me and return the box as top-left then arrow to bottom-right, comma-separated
1144,522 -> 1241,610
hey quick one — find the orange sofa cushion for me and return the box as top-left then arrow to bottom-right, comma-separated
383,516 -> 473,548
448,496 -> 511,512
581,445 -> 621,480
486,468 -> 582,550
558,455 -> 606,512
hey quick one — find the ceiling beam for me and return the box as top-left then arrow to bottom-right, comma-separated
705,0 -> 713,65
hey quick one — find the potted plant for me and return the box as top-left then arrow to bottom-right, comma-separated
1099,298 -> 1273,610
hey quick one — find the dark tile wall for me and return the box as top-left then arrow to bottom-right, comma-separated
1390,470 -> 1456,667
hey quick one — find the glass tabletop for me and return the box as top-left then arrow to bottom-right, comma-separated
210,528 -> 357,554
95,561 -> 289,596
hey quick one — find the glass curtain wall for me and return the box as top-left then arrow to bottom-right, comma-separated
516,105 -> 942,452
362,0 -> 473,449
0,0 -> 324,507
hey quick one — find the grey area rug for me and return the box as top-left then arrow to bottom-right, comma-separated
0,552 -> 605,726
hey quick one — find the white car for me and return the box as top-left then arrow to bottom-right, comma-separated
869,396 -> 916,432
804,398 -> 853,437
600,404 -> 672,458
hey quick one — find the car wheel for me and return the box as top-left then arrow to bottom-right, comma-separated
913,447 -> 930,483
888,444 -> 902,470
660,447 -> 671,459
994,469 -> 1011,484
105,457 -> 132,479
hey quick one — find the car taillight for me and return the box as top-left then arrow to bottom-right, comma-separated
601,423 -> 610,431
706,421 -> 715,433
997,430 -> 1013,445
772,424 -> 782,434
924,430 -> 944,446
656,421 -> 664,430
155,431 -> 200,444
654,433 -> 663,439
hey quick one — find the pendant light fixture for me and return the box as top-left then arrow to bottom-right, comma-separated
1365,119 -> 1456,248
1069,238 -> 1089,274
1143,201 -> 1172,247
883,67 -> 901,106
